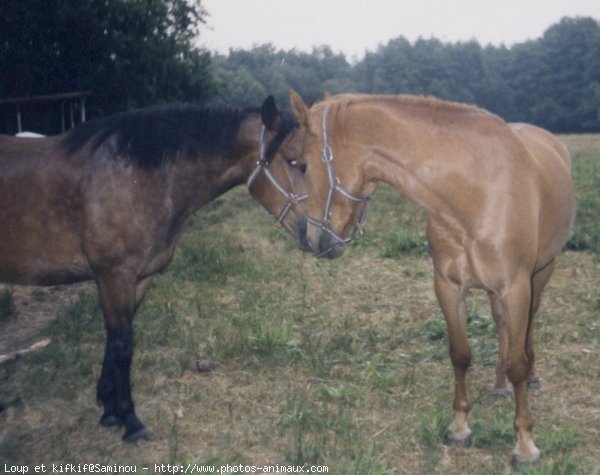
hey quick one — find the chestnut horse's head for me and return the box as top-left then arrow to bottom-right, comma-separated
288,91 -> 375,258
246,96 -> 311,252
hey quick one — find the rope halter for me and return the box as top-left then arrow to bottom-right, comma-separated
246,125 -> 308,224
305,106 -> 372,257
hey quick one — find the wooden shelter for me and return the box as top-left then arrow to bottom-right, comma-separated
0,91 -> 91,135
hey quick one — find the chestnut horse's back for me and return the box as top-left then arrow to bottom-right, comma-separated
510,123 -> 572,171
509,123 -> 575,268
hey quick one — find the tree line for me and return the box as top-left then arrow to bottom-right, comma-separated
214,16 -> 600,133
1,1 -> 599,133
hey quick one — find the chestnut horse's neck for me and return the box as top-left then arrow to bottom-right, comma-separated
323,96 -> 514,217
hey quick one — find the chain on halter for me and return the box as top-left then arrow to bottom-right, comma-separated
305,106 -> 372,256
246,125 -> 308,224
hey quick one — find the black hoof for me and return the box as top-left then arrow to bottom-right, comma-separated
445,432 -> 473,448
100,413 -> 122,427
527,377 -> 542,391
122,414 -> 151,443
123,426 -> 153,443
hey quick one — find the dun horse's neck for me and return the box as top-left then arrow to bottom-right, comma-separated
169,152 -> 253,220
170,116 -> 263,218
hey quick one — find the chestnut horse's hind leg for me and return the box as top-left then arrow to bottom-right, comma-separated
434,271 -> 473,447
490,294 -> 510,396
526,259 -> 555,390
500,273 -> 541,466
96,271 -> 150,442
490,260 -> 555,396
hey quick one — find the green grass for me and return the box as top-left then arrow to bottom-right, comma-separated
0,136 -> 598,473
563,135 -> 600,252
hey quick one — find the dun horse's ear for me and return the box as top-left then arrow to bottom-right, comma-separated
261,95 -> 280,131
289,90 -> 309,128
323,91 -> 334,100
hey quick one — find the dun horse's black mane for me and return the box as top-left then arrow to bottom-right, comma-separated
63,103 -> 255,168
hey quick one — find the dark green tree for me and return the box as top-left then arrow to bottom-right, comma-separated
210,16 -> 600,132
539,17 -> 600,131
0,0 -> 217,116
214,44 -> 352,107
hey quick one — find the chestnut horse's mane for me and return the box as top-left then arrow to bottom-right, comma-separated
319,93 -> 487,115
314,93 -> 497,147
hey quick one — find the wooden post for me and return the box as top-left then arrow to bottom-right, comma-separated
61,101 -> 65,132
80,96 -> 86,123
16,104 -> 22,133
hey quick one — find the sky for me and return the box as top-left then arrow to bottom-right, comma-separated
198,0 -> 600,60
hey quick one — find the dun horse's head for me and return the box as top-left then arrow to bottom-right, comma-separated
289,91 -> 375,259
246,96 -> 311,252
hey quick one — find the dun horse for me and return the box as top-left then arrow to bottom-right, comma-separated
0,97 -> 307,442
289,92 -> 575,465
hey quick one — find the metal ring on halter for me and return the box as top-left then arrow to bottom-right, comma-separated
305,105 -> 373,256
247,125 -> 308,224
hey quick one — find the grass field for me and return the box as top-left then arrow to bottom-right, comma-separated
0,135 -> 599,474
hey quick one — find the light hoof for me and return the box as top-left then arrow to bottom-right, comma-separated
511,450 -> 541,468
491,387 -> 511,398
527,377 -> 542,391
445,431 -> 473,448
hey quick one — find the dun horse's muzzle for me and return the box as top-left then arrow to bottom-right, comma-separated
247,126 -> 309,245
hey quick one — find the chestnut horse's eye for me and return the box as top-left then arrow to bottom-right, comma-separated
286,158 -> 307,174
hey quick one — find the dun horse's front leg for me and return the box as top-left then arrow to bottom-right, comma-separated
434,271 -> 473,447
96,272 -> 150,442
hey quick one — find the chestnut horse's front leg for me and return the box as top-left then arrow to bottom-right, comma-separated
95,271 -> 150,442
433,270 -> 473,447
501,272 -> 541,466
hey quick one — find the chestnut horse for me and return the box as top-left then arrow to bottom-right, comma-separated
289,92 -> 575,465
0,96 -> 307,442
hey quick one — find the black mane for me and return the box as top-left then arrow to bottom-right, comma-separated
63,103 -> 250,168
265,108 -> 298,162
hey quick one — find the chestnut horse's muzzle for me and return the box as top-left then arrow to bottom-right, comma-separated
305,106 -> 372,259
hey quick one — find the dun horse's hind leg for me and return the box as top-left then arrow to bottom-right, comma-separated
96,271 -> 150,442
501,273 -> 541,466
434,271 -> 473,447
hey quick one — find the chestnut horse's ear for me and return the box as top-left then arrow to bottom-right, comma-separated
289,89 -> 309,128
261,95 -> 280,131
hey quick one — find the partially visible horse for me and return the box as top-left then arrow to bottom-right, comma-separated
288,92 -> 575,465
0,96 -> 307,442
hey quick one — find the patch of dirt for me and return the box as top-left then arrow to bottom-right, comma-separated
0,282 -> 92,357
